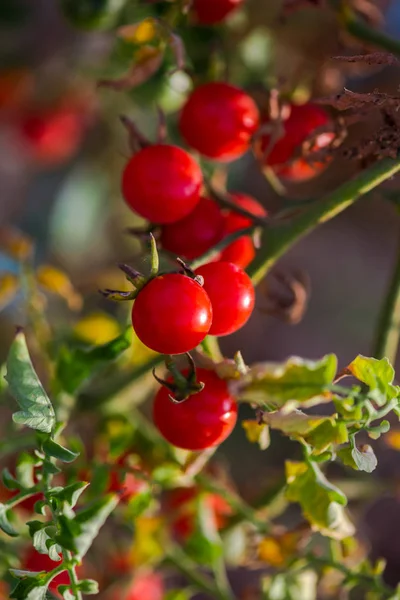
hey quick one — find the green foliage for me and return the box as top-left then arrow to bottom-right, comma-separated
5,331 -> 56,433
56,328 -> 132,394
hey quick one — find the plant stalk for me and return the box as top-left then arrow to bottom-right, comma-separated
373,235 -> 400,362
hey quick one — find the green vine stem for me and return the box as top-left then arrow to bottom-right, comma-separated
247,158 -> 400,285
341,6 -> 400,56
373,234 -> 400,362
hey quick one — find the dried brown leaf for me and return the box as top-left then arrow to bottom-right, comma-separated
332,52 -> 400,66
98,47 -> 163,92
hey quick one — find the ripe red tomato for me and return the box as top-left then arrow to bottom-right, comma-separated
196,262 -> 255,336
191,0 -> 244,24
132,274 -> 212,355
19,106 -> 85,167
219,193 -> 266,268
179,82 -> 259,161
122,144 -> 203,224
22,548 -> 73,596
257,103 -> 334,182
153,368 -> 238,450
160,196 -> 224,260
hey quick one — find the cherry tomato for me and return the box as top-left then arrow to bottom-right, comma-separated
191,0 -> 244,24
122,144 -> 203,224
257,103 -> 334,182
219,193 -> 266,268
160,196 -> 224,260
19,105 -> 86,167
153,368 -> 238,450
22,548 -> 75,596
179,82 -> 259,161
196,262 -> 255,336
125,572 -> 164,600
132,274 -> 212,355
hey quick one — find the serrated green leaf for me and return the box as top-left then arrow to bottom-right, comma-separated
46,540 -> 62,561
5,332 -> 56,433
10,577 -> 48,600
285,461 -> 354,539
56,328 -> 131,394
347,355 -> 398,407
42,439 -> 79,463
42,459 -> 61,476
50,482 -> 89,509
55,516 -> 81,553
0,503 -> 18,536
77,579 -> 99,594
235,355 -> 337,409
34,500 -> 47,516
73,494 -> 119,558
351,445 -> 377,473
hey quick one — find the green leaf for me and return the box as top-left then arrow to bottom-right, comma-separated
351,445 -> 377,473
55,516 -> 81,553
285,461 -> 354,539
0,503 -> 18,536
304,420 -> 348,455
185,495 -> 223,565
2,468 -> 20,491
126,490 -> 152,519
73,494 -> 119,558
56,328 -> 131,394
235,355 -> 337,409
42,438 -> 79,463
347,355 -> 398,407
263,410 -> 332,435
50,482 -> 89,509
5,331 -> 56,434
10,576 -> 49,600
27,521 -> 60,559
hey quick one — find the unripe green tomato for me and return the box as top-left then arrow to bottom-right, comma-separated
60,0 -> 127,30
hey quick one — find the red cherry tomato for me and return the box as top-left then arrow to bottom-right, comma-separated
160,196 -> 224,260
122,144 -> 203,224
22,548 -> 74,596
257,103 -> 334,182
179,82 -> 259,161
219,193 -> 266,268
192,0 -> 244,24
196,262 -> 255,336
153,368 -> 238,450
132,273 -> 212,355
19,106 -> 85,167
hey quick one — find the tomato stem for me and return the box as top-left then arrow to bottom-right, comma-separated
373,232 -> 400,363
247,157 -> 400,285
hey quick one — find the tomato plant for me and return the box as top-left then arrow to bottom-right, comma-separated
3,2 -> 400,600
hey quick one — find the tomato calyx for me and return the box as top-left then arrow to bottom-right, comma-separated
152,353 -> 205,402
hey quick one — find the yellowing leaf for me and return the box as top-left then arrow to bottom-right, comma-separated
242,420 -> 270,450
74,313 -> 121,346
0,273 -> 19,311
0,227 -> 33,261
346,355 -> 398,407
384,429 -> 400,450
118,18 -> 158,44
36,265 -> 82,311
233,355 -> 337,410
98,46 -> 163,91
285,461 -> 354,539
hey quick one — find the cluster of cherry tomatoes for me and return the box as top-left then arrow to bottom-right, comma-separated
120,39 -> 334,453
